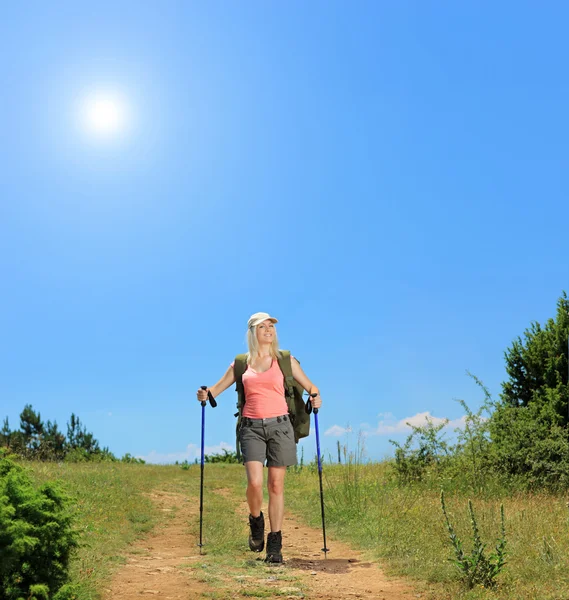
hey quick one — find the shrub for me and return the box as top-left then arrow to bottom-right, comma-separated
0,457 -> 78,600
121,453 -> 146,464
204,449 -> 240,464
488,394 -> 569,490
390,417 -> 451,483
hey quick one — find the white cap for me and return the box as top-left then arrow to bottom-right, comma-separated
248,312 -> 278,329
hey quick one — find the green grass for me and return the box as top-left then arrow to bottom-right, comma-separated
285,461 -> 569,599
21,458 -> 569,600
24,461 -> 304,600
25,461 -> 191,599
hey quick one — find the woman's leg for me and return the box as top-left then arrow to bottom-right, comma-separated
267,466 -> 286,532
244,461 -> 264,516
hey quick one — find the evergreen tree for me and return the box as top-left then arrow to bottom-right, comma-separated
501,292 -> 569,415
2,408 -> 112,462
0,418 -> 11,449
66,413 -> 81,449
19,405 -> 44,458
66,413 -> 101,458
489,292 -> 569,488
43,420 -> 66,461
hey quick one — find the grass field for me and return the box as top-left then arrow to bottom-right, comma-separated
286,461 -> 569,600
25,461 -> 304,600
22,459 -> 569,600
27,461 -> 192,599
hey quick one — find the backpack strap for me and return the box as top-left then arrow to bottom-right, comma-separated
234,354 -> 248,412
233,354 -> 248,461
277,350 -> 296,414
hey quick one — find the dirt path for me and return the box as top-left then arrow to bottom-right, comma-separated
102,490 -> 419,600
231,492 -> 417,600
101,491 -> 208,600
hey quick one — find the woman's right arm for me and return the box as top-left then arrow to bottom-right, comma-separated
196,365 -> 236,402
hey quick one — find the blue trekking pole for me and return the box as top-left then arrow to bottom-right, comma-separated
306,393 -> 329,557
199,386 -> 217,554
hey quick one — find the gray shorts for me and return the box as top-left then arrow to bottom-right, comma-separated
239,415 -> 297,467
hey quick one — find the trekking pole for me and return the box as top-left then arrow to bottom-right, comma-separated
306,393 -> 329,557
198,386 -> 217,554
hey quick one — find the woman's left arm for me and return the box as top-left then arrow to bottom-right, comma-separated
291,357 -> 322,409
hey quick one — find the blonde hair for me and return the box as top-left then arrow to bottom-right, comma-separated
246,323 -> 282,365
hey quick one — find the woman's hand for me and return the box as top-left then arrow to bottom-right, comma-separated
310,391 -> 322,409
196,387 -> 209,403
195,366 -> 235,404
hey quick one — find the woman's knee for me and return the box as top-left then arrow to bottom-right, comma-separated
267,478 -> 284,496
247,478 -> 263,494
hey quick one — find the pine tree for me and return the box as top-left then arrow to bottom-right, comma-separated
0,418 -> 11,449
489,292 -> 569,488
66,413 -> 81,449
501,293 -> 569,416
43,421 -> 66,461
19,405 -> 44,458
66,413 -> 101,458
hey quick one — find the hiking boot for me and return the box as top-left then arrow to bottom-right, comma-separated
248,512 -> 265,552
264,531 -> 283,563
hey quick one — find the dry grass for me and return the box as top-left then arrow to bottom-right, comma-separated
285,462 -> 569,599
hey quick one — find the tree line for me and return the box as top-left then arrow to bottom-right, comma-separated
0,405 -> 144,463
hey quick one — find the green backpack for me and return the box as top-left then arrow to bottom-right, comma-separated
233,350 -> 310,459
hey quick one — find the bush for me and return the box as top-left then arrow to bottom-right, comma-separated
121,453 -> 145,464
204,449 -> 240,464
390,417 -> 451,483
0,457 -> 78,600
489,393 -> 569,490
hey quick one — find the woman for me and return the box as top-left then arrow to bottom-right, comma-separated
196,311 -> 322,563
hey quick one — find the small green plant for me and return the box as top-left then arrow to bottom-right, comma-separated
451,373 -> 494,490
440,490 -> 507,589
292,446 -> 305,473
540,536 -> 558,565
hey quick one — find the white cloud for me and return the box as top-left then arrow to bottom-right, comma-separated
372,412 -> 467,436
322,413 -> 469,439
139,441 -> 234,464
449,415 -> 468,429
325,425 -> 353,437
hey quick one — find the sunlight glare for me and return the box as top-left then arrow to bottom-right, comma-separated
82,92 -> 129,138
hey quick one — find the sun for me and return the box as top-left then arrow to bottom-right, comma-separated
82,92 -> 129,138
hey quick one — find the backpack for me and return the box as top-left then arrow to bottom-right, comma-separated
233,350 -> 310,460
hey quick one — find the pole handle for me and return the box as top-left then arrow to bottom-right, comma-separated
305,392 -> 318,414
200,386 -> 217,408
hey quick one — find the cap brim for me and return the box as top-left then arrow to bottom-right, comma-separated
251,317 -> 278,327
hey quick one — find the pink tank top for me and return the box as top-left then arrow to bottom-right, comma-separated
231,358 -> 289,419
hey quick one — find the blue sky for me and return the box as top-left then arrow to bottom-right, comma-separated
1,1 -> 568,464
